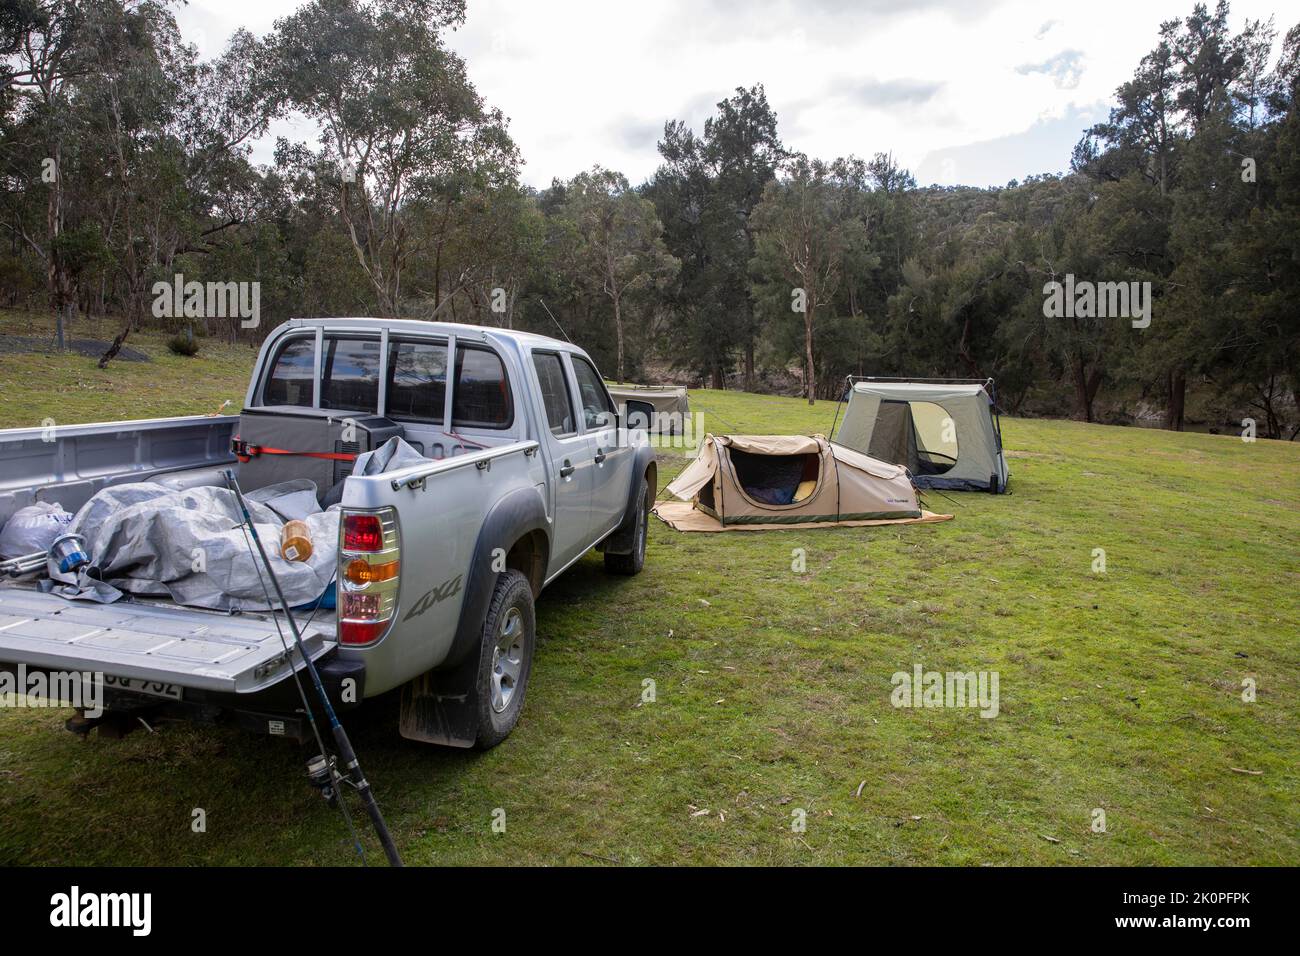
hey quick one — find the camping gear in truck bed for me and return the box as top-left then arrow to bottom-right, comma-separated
234,406 -> 403,501
67,479 -> 339,612
47,437 -> 430,613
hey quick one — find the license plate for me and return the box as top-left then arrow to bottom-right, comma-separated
96,674 -> 184,701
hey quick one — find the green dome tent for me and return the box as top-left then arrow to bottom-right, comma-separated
833,379 -> 1009,493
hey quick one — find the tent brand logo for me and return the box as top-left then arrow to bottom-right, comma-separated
0,664 -> 102,718
49,886 -> 151,936
1042,274 -> 1151,329
151,273 -> 260,328
890,664 -> 999,718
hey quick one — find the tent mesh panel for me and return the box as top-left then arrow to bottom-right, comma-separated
727,448 -> 819,506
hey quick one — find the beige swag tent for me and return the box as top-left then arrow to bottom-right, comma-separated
653,434 -> 952,532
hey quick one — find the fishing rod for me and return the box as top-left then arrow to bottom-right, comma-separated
224,470 -> 403,867
233,520 -> 367,865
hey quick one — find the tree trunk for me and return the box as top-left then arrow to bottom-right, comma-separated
1256,377 -> 1282,440
45,142 -> 74,337
98,316 -> 133,369
613,293 -> 624,381
1069,354 -> 1102,422
804,295 -> 816,405
1163,368 -> 1186,431
711,363 -> 724,390
1085,367 -> 1103,422
744,340 -> 755,392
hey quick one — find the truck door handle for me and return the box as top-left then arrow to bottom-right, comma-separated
559,462 -> 575,478
593,449 -> 606,464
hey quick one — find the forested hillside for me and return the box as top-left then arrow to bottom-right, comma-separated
2,0 -> 1296,435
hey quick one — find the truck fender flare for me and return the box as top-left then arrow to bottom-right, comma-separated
398,485 -> 549,748
445,484 -> 550,669
601,444 -> 657,555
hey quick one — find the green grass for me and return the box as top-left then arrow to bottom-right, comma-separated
0,309 -> 253,428
1,310 -> 1297,866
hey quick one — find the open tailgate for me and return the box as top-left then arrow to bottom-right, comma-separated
0,588 -> 334,694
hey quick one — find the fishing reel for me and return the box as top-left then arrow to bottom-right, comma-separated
306,753 -> 340,808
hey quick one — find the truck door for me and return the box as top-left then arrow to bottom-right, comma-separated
530,351 -> 595,571
569,355 -> 633,540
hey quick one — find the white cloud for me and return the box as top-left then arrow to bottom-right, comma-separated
174,0 -> 1289,187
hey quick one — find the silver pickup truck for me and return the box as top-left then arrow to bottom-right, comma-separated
0,318 -> 656,748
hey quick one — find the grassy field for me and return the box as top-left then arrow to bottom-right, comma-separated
1,311 -> 1297,866
0,310 -> 254,428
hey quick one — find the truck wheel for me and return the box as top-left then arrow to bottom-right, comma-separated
474,569 -> 536,749
604,474 -> 649,576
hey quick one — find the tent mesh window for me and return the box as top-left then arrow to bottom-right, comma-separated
727,448 -> 820,506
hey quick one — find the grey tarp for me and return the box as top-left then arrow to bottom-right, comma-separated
69,480 -> 340,611
67,437 -> 428,612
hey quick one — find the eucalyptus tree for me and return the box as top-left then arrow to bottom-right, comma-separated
1,0 -> 92,335
750,155 -> 867,404
648,119 -> 733,387
556,167 -> 677,382
268,0 -> 518,318
702,85 -> 785,387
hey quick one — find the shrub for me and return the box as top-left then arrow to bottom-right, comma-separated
166,333 -> 200,357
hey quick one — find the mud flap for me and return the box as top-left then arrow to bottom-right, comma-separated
398,645 -> 479,748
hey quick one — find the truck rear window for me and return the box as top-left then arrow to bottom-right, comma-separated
386,339 -> 447,423
320,337 -> 382,412
262,334 -> 509,426
452,345 -> 512,429
262,336 -> 315,406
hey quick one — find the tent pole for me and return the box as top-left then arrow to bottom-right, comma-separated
828,376 -> 850,444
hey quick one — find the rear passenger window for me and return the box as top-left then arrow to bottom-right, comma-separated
320,337 -> 382,412
452,346 -> 512,429
263,336 -> 315,406
571,356 -> 615,430
386,339 -> 447,423
533,352 -> 576,436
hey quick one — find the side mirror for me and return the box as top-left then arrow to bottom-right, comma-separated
624,400 -> 655,434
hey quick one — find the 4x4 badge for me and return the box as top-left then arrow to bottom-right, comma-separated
403,574 -> 463,621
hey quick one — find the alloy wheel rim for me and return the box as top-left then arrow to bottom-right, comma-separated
490,606 -> 524,714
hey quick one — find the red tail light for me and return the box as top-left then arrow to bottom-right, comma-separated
341,620 -> 389,645
343,514 -> 384,552
338,508 -> 399,646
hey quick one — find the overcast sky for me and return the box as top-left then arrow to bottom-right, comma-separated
174,0 -> 1287,188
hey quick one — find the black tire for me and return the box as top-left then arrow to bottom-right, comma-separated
604,473 -> 649,576
473,569 -> 536,750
